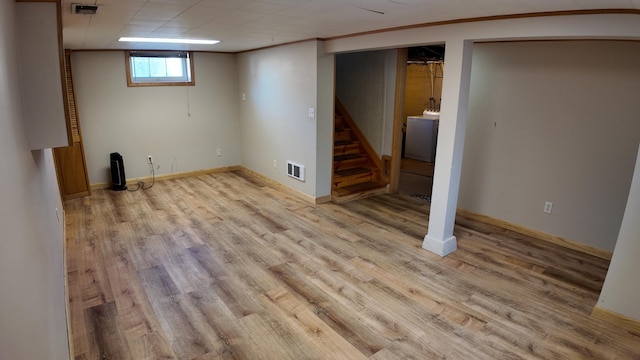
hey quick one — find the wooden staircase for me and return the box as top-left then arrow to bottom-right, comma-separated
332,98 -> 388,203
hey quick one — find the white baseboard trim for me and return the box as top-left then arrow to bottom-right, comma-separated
422,235 -> 458,257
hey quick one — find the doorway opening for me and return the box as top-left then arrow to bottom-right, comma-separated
399,45 -> 444,201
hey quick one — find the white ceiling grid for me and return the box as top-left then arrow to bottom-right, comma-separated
62,0 -> 639,51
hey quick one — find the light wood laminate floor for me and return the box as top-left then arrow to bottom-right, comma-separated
65,170 -> 640,359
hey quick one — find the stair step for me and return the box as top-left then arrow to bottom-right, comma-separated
332,181 -> 387,196
334,153 -> 365,162
334,141 -> 361,156
334,140 -> 359,146
335,176 -> 374,188
332,103 -> 388,203
334,154 -> 368,171
331,181 -> 388,203
334,167 -> 374,188
334,129 -> 352,142
335,167 -> 372,177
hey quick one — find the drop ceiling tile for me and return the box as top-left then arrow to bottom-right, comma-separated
239,1 -> 292,14
145,0 -> 201,5
62,0 -> 637,51
260,0 -> 313,6
151,26 -> 191,35
457,0 -> 534,17
210,9 -> 268,23
128,17 -> 168,27
188,19 -> 235,32
135,2 -> 192,20
63,13 -> 92,28
271,6 -> 321,17
163,6 -> 219,28
248,14 -> 300,26
303,8 -> 388,24
196,0 -> 253,10
92,0 -> 147,11
118,24 -> 161,36
506,0 -> 580,12
575,0 -> 636,9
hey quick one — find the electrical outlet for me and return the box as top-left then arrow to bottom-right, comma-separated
308,107 -> 315,118
544,201 -> 553,214
273,159 -> 277,168
147,155 -> 153,164
216,148 -> 222,157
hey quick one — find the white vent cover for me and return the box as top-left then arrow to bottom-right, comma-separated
286,161 -> 305,181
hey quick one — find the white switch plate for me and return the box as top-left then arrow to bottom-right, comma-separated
273,159 -> 277,168
216,148 -> 222,157
544,201 -> 553,214
308,107 -> 315,118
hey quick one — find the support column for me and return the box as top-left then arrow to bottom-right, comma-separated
593,144 -> 640,331
422,39 -> 473,256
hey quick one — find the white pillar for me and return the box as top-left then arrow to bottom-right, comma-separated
595,144 -> 640,323
422,39 -> 473,256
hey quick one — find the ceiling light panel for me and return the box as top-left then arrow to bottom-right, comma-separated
118,37 -> 220,44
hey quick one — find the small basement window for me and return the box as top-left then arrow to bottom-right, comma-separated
125,50 -> 195,87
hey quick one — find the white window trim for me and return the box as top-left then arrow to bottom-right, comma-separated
125,50 -> 195,87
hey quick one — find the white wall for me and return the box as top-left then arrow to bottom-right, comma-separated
16,2 -> 68,151
459,41 -> 640,252
597,144 -> 640,320
335,49 -> 397,156
336,50 -> 386,155
316,41 -> 335,198
325,14 -> 640,54
237,40 -> 320,197
0,1 -> 69,358
73,51 -> 241,185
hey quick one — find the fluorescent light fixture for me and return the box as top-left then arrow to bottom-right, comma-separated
119,37 -> 220,45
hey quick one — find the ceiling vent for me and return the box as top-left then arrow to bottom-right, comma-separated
72,4 -> 99,15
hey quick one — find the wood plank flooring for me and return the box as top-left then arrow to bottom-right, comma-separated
65,170 -> 640,359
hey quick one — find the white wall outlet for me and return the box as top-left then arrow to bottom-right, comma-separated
242,93 -> 246,101
147,155 -> 153,164
308,107 -> 315,118
544,201 -> 553,214
216,148 -> 222,157
273,159 -> 277,168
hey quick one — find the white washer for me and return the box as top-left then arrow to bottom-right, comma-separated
405,115 -> 439,162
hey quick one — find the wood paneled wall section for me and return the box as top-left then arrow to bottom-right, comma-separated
403,64 -> 443,123
65,50 -> 81,143
53,50 -> 91,200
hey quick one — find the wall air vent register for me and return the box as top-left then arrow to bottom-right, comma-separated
287,161 -> 305,181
